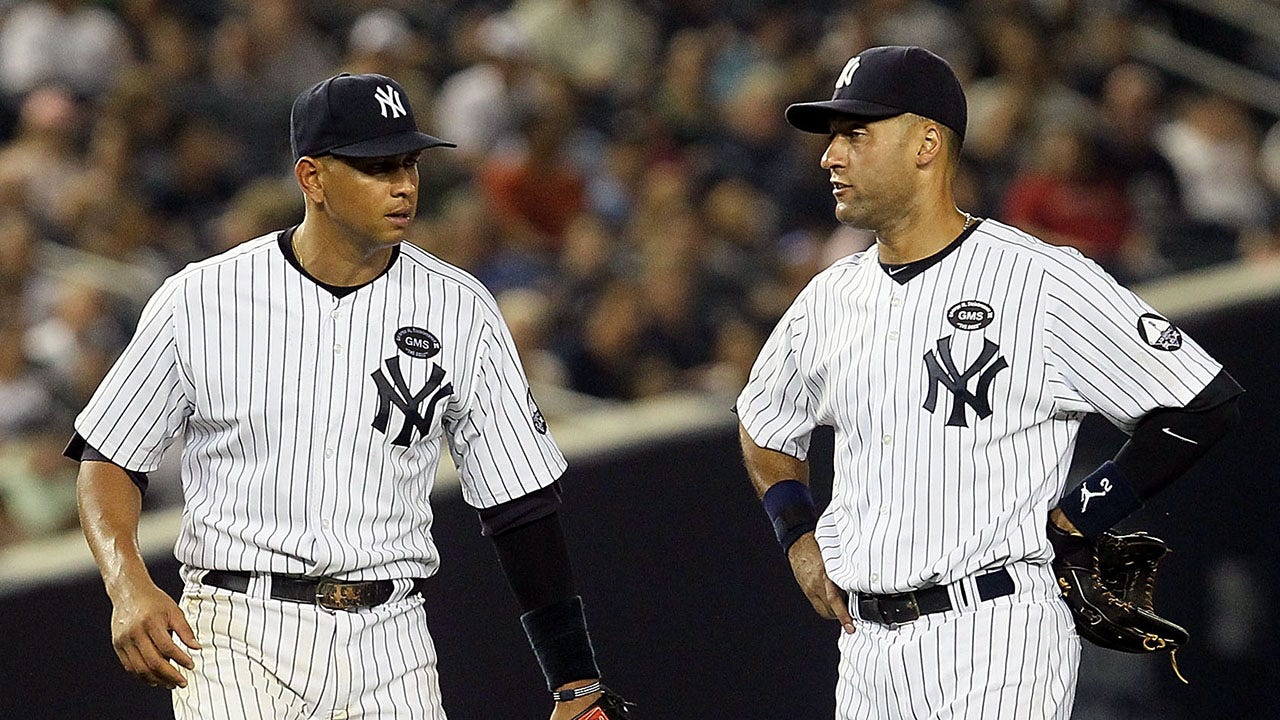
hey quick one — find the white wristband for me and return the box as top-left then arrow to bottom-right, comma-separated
552,680 -> 601,703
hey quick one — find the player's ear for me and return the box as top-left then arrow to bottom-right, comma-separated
916,123 -> 944,168
295,156 -> 325,204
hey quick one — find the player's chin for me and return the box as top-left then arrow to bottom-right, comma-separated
833,202 -> 863,226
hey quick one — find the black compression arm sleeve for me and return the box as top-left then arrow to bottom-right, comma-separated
490,510 -> 576,613
1114,369 -> 1243,498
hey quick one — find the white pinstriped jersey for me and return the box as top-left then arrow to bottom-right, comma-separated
738,219 -> 1222,596
76,230 -> 565,581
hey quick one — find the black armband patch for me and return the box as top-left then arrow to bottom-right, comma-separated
520,595 -> 600,690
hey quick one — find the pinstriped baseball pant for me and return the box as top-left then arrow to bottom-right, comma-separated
172,577 -> 447,720
835,563 -> 1080,719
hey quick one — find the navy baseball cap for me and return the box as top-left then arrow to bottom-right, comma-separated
785,46 -> 967,140
290,73 -> 455,159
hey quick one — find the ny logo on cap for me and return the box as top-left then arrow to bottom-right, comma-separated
374,85 -> 407,119
836,56 -> 861,90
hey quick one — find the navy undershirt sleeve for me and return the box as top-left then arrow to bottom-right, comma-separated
63,433 -> 150,494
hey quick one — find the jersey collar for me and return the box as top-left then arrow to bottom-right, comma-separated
277,225 -> 401,298
878,218 -> 982,285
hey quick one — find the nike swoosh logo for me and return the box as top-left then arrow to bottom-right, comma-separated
1162,427 -> 1199,445
888,266 -> 907,275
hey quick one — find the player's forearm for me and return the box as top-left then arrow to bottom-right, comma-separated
486,501 -> 602,694
1055,370 -> 1243,538
1113,379 -> 1242,497
738,422 -> 810,497
490,511 -> 576,613
77,460 -> 153,598
739,422 -> 822,554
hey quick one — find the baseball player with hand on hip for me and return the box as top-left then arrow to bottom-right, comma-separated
68,73 -> 630,720
736,46 -> 1242,718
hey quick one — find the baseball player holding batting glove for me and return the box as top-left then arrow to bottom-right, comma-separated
68,73 -> 630,719
737,46 -> 1241,718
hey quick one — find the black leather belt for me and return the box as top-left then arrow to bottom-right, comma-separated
856,568 -> 1015,628
202,570 -> 428,612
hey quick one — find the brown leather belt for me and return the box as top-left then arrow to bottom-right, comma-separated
202,570 -> 428,612
856,568 -> 1014,628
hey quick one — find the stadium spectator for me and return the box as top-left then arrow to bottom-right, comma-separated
1158,93 -> 1271,237
0,85 -> 83,227
557,277 -> 682,400
851,0 -> 974,72
0,429 -> 78,543
964,12 -> 1095,204
0,318 -> 54,437
435,15 -> 540,164
25,279 -> 128,394
1003,122 -> 1134,273
1096,63 -> 1183,277
477,96 -> 588,254
0,210 -> 56,323
0,0 -> 134,98
508,0 -> 658,103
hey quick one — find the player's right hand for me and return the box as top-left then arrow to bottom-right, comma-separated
108,579 -> 202,689
787,532 -> 856,634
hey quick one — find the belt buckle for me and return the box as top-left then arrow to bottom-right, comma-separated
880,593 -> 921,629
316,580 -> 366,612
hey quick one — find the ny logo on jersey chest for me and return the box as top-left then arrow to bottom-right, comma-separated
370,356 -> 452,447
923,336 -> 1009,427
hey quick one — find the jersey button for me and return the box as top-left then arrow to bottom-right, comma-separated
334,344 -> 344,354
870,573 -> 880,582
324,448 -> 335,459
321,519 -> 331,529
879,505 -> 889,514
881,434 -> 892,445
890,296 -> 902,307
887,330 -> 899,341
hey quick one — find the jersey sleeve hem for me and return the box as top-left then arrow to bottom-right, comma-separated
63,432 -> 151,493
461,452 -> 567,510
737,414 -> 811,462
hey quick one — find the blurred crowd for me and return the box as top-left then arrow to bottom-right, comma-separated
1,0 -> 1279,544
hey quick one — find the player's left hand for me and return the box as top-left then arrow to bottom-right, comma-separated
787,532 -> 856,634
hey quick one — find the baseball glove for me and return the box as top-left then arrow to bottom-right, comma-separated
570,687 -> 635,720
1048,523 -> 1189,682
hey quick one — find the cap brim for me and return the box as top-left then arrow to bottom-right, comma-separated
327,130 -> 456,158
785,99 -> 904,134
